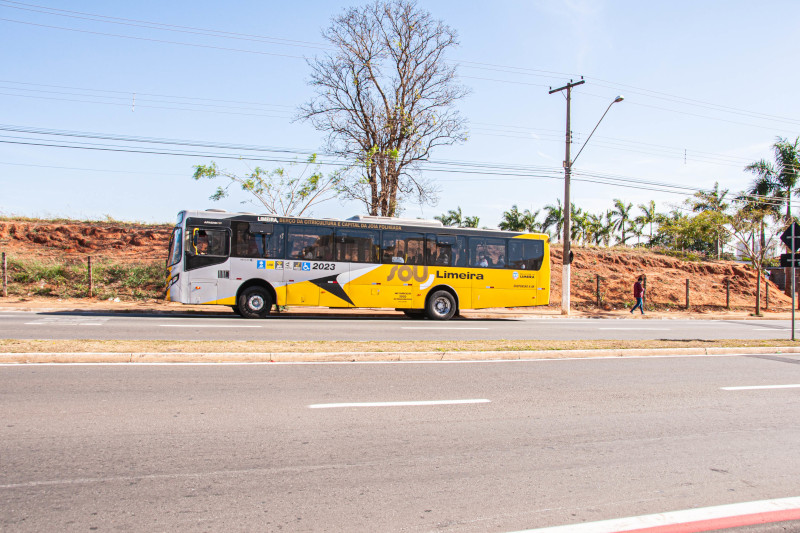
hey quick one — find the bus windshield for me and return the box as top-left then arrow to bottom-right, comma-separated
167,227 -> 182,266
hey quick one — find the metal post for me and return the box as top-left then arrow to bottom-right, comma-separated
1,252 -> 6,298
726,278 -> 730,310
793,221 -> 796,340
765,278 -> 769,310
596,274 -> 600,307
88,256 -> 93,298
686,279 -> 690,310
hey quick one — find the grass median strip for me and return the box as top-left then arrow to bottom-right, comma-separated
2,338 -> 799,356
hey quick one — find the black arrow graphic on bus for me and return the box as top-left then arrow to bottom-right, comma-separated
308,274 -> 355,306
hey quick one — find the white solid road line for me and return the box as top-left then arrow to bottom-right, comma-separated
308,399 -> 491,408
400,327 -> 489,330
597,328 -> 670,331
511,495 -> 800,533
24,322 -> 104,326
721,384 -> 800,391
158,324 -> 262,328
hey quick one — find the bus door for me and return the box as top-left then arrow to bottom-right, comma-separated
185,226 -> 230,304
506,238 -> 547,306
229,222 -> 286,304
284,226 -> 336,307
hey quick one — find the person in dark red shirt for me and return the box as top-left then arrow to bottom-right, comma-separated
630,275 -> 645,315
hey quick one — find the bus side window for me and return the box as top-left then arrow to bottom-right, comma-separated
189,228 -> 228,257
508,239 -> 544,270
335,229 -> 378,263
287,226 -> 333,261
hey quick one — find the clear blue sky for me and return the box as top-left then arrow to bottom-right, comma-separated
2,0 -> 799,227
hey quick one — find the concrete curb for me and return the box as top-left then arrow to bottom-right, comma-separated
2,346 -> 800,364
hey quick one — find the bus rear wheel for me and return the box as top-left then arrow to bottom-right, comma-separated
425,290 -> 456,321
238,287 -> 272,319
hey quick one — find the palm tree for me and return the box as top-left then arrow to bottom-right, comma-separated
745,136 -> 800,224
610,199 -> 633,245
569,204 -> 586,243
689,181 -> 729,259
542,199 -> 564,241
463,215 -> 480,228
435,207 -> 479,228
602,210 -> 614,247
499,205 -> 540,232
585,212 -> 604,245
637,200 -> 658,246
435,207 -> 463,227
743,174 -> 780,251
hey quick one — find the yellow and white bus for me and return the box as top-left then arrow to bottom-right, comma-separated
165,210 -> 550,320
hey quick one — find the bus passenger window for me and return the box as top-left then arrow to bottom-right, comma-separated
508,240 -> 544,270
382,231 -> 424,265
287,226 -> 333,261
335,229 -> 378,263
468,237 -> 506,268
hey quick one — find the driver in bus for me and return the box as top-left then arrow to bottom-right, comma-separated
196,232 -> 209,255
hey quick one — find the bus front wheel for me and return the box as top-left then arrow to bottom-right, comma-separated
238,287 -> 272,319
426,290 -> 456,321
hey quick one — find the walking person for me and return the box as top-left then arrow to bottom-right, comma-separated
630,275 -> 645,315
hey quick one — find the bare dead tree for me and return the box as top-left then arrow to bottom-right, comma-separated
298,0 -> 469,216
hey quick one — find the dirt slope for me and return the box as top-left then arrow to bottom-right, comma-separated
0,219 -> 787,310
0,219 -> 170,261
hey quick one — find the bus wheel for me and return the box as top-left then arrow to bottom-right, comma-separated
426,290 -> 456,321
238,287 -> 272,319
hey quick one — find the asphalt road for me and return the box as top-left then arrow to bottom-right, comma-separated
2,354 -> 799,532
0,310 -> 797,341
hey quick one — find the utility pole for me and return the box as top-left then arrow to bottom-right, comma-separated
550,78 -> 584,315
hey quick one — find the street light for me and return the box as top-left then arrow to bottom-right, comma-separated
549,82 -> 623,315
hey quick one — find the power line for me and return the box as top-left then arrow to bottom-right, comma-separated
0,0 -> 330,50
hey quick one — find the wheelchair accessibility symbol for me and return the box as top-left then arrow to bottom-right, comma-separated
256,260 -> 266,269
302,262 -> 311,271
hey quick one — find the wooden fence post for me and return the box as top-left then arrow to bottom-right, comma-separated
596,274 -> 600,307
685,278 -> 690,309
2,252 -> 6,298
726,278 -> 730,310
87,256 -> 93,298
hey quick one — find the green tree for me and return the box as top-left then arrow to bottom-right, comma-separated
299,0 -> 469,216
724,202 -> 781,315
610,199 -> 634,245
542,199 -> 564,241
745,136 -> 800,224
689,181 -> 729,258
435,206 -> 479,228
499,205 -> 541,232
192,155 -> 342,216
636,200 -> 658,246
742,173 -> 780,252
569,204 -> 586,243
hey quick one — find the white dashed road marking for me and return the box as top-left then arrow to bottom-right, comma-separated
308,399 -> 491,408
721,384 -> 800,391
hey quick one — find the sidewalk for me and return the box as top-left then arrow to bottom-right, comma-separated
0,296 -> 796,320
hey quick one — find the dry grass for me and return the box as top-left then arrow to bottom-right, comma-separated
2,338 -> 797,354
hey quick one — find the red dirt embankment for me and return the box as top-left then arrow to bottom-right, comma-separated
0,219 -> 788,310
0,219 -> 169,261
